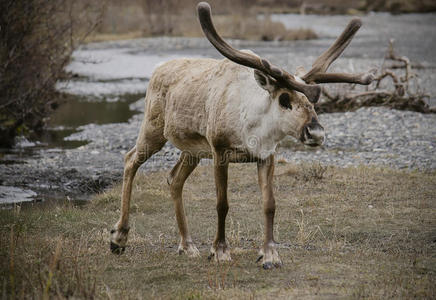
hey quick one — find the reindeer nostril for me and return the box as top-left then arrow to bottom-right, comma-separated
304,126 -> 312,139
304,126 -> 313,140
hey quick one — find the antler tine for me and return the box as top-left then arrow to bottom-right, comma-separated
197,2 -> 321,103
308,72 -> 375,85
302,18 -> 374,85
303,18 -> 362,80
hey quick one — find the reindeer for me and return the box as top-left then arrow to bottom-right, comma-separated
110,2 -> 374,269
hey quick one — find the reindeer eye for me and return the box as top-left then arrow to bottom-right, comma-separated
278,93 -> 292,110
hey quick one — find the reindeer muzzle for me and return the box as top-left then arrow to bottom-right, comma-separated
301,118 -> 325,147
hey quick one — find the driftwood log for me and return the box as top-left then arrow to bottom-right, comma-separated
316,40 -> 435,114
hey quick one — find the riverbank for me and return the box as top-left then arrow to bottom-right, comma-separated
1,13 -> 435,205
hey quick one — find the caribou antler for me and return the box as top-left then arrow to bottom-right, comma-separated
302,18 -> 375,85
197,2 -> 321,103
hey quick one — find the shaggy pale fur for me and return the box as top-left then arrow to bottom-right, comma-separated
109,55 -> 324,268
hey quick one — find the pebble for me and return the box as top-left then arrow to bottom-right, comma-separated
278,107 -> 436,170
63,106 -> 435,172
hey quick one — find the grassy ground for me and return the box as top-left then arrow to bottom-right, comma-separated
1,162 -> 435,298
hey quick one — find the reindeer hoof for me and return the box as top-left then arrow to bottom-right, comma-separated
178,242 -> 200,257
261,261 -> 282,269
258,242 -> 282,269
210,243 -> 231,262
110,242 -> 125,255
263,262 -> 273,270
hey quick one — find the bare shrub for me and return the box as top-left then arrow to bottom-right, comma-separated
298,162 -> 328,181
282,162 -> 328,181
0,0 -> 103,147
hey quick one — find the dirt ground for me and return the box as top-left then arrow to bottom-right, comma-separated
1,162 -> 435,298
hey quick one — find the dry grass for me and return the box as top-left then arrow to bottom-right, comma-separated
1,163 -> 435,298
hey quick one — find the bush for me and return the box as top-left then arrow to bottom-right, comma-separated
0,0 -> 103,147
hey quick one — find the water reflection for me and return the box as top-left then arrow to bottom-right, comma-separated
48,93 -> 142,128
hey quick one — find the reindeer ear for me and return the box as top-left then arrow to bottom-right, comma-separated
254,70 -> 277,93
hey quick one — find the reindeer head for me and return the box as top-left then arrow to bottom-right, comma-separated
252,69 -> 324,146
197,2 -> 374,148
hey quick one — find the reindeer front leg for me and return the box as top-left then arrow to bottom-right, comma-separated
209,150 -> 231,262
257,155 -> 282,269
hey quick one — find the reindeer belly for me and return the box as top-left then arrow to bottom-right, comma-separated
167,131 -> 213,158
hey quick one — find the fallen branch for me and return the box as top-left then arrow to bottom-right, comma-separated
316,39 -> 435,114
